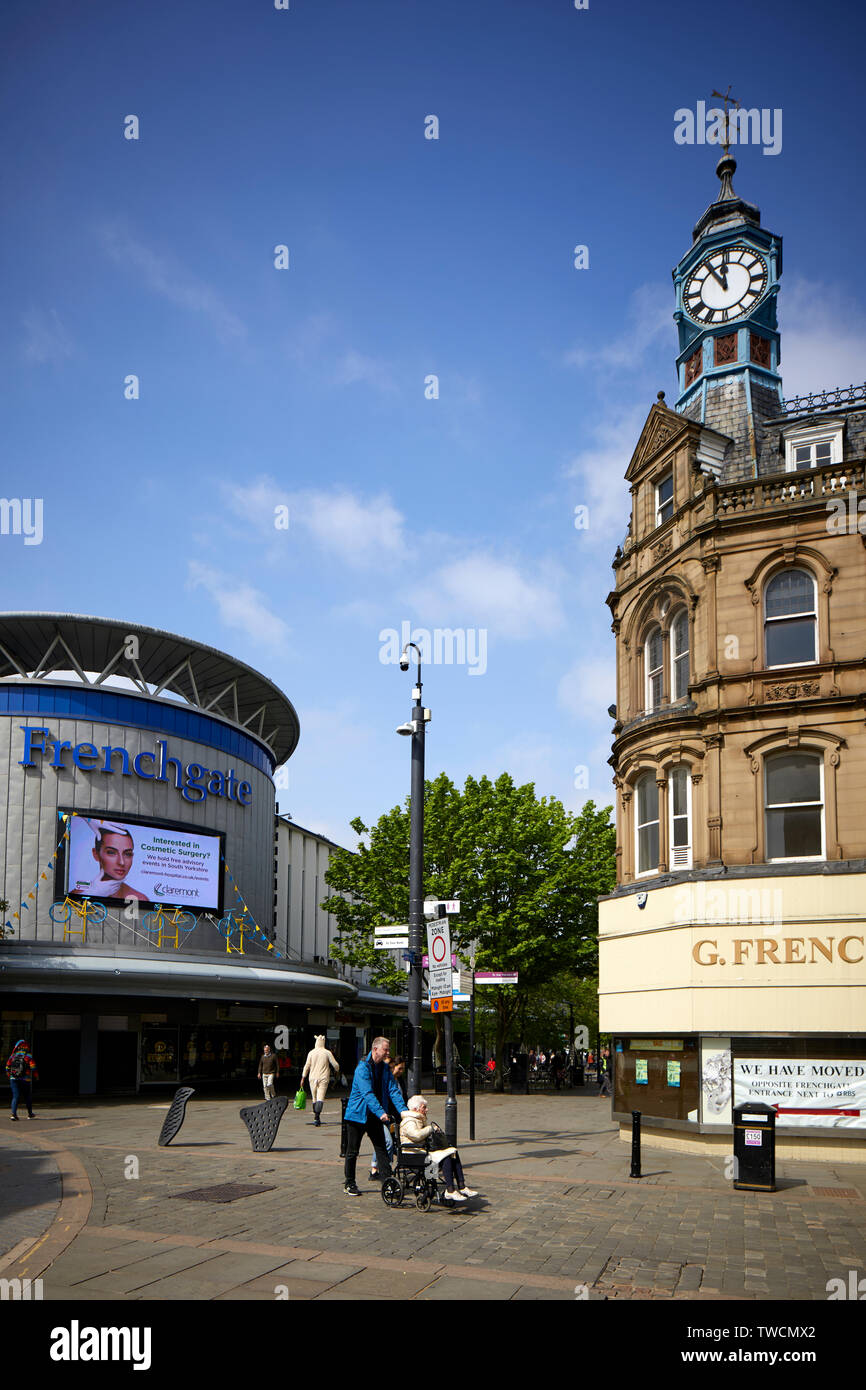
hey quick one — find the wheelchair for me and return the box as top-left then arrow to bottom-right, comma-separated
380,1123 -> 453,1211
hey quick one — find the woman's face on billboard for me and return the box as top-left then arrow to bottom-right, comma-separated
92,832 -> 134,880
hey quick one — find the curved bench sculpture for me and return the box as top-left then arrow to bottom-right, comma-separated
240,1095 -> 289,1152
158,1087 -> 196,1146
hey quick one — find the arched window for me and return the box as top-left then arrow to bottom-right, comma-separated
645,628 -> 663,711
636,774 -> 659,876
764,751 -> 824,861
764,569 -> 817,668
670,610 -> 689,700
668,766 -> 691,868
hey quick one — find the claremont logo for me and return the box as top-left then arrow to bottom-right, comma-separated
0,1277 -> 43,1300
49,1321 -> 152,1371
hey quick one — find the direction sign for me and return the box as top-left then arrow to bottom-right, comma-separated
373,924 -> 410,936
374,937 -> 409,949
475,971 -> 519,984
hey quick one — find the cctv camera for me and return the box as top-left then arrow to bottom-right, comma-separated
399,655 -> 410,671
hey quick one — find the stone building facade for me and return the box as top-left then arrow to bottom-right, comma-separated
598,157 -> 866,1163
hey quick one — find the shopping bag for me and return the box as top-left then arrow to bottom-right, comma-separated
293,1087 -> 307,1111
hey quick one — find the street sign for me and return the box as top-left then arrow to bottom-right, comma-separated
423,898 -> 460,918
374,937 -> 409,949
373,924 -> 410,936
422,953 -> 458,968
430,996 -> 453,1013
475,971 -> 518,984
426,917 -> 452,1002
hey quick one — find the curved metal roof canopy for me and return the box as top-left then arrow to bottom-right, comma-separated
0,612 -> 300,764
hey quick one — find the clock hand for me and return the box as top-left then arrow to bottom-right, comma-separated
706,257 -> 728,291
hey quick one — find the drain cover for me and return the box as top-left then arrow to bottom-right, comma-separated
171,1183 -> 276,1204
811,1187 -> 861,1199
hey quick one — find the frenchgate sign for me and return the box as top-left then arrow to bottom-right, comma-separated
18,726 -> 253,806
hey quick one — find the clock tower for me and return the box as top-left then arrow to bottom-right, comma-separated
673,152 -> 783,480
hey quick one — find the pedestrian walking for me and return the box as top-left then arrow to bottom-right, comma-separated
258,1043 -> 279,1099
301,1034 -> 340,1126
6,1039 -> 38,1120
342,1037 -> 409,1196
598,1053 -> 612,1099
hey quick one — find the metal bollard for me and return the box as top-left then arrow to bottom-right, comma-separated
630,1110 -> 641,1178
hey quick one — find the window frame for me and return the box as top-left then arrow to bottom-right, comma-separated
763,567 -> 818,670
763,751 -> 825,864
644,626 -> 664,712
655,471 -> 674,527
668,766 -> 692,870
670,609 -> 690,701
783,423 -> 843,473
635,773 -> 660,878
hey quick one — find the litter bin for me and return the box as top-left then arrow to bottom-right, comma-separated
732,1101 -> 776,1191
574,1064 -> 585,1087
433,1070 -> 461,1095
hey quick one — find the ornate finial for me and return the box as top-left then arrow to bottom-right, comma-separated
710,86 -> 739,156
715,152 -> 737,202
657,390 -> 665,401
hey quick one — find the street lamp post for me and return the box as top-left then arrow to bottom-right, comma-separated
397,643 -> 428,1099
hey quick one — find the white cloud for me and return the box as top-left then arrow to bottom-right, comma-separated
100,225 -> 245,343
22,308 -> 75,364
333,349 -> 396,394
187,563 -> 289,646
557,658 -> 616,721
564,282 -> 671,371
220,478 -> 409,569
429,553 -> 565,638
564,407 -> 644,540
779,276 -> 866,398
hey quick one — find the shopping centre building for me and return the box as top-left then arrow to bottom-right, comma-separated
0,612 -> 406,1094
598,154 -> 866,1162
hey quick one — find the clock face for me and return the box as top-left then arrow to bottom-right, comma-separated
684,245 -> 768,325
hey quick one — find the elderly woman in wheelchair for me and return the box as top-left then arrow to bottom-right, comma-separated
380,1094 -> 478,1209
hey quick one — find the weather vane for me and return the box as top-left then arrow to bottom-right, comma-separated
710,86 -> 740,156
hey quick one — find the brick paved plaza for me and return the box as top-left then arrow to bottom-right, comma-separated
2,1089 -> 864,1304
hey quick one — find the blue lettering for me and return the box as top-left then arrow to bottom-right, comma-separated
182,763 -> 208,803
226,769 -> 239,801
157,740 -> 182,788
101,745 -> 131,775
237,780 -> 252,806
73,742 -> 100,769
18,726 -> 50,766
207,770 -> 226,797
133,750 -> 156,778
52,740 -> 73,768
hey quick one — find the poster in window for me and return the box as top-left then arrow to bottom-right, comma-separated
667,1060 -> 681,1087
635,1058 -> 648,1084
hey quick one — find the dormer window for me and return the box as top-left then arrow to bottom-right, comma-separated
655,472 -> 674,527
783,422 -> 843,472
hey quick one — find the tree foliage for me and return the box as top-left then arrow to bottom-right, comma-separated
322,772 -> 615,1079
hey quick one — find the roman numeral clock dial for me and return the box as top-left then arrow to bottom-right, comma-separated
684,245 -> 768,324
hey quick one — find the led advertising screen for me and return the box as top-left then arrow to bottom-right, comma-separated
63,811 -> 223,913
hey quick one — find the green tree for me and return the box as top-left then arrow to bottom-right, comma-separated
322,772 -> 615,1087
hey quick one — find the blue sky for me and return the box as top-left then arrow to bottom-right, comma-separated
3,0 -> 866,848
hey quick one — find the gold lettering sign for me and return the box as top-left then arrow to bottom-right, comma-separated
692,936 -> 864,965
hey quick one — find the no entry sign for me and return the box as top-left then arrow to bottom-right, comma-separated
426,917 -> 452,1009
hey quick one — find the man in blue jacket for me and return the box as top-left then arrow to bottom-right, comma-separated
344,1037 -> 410,1196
